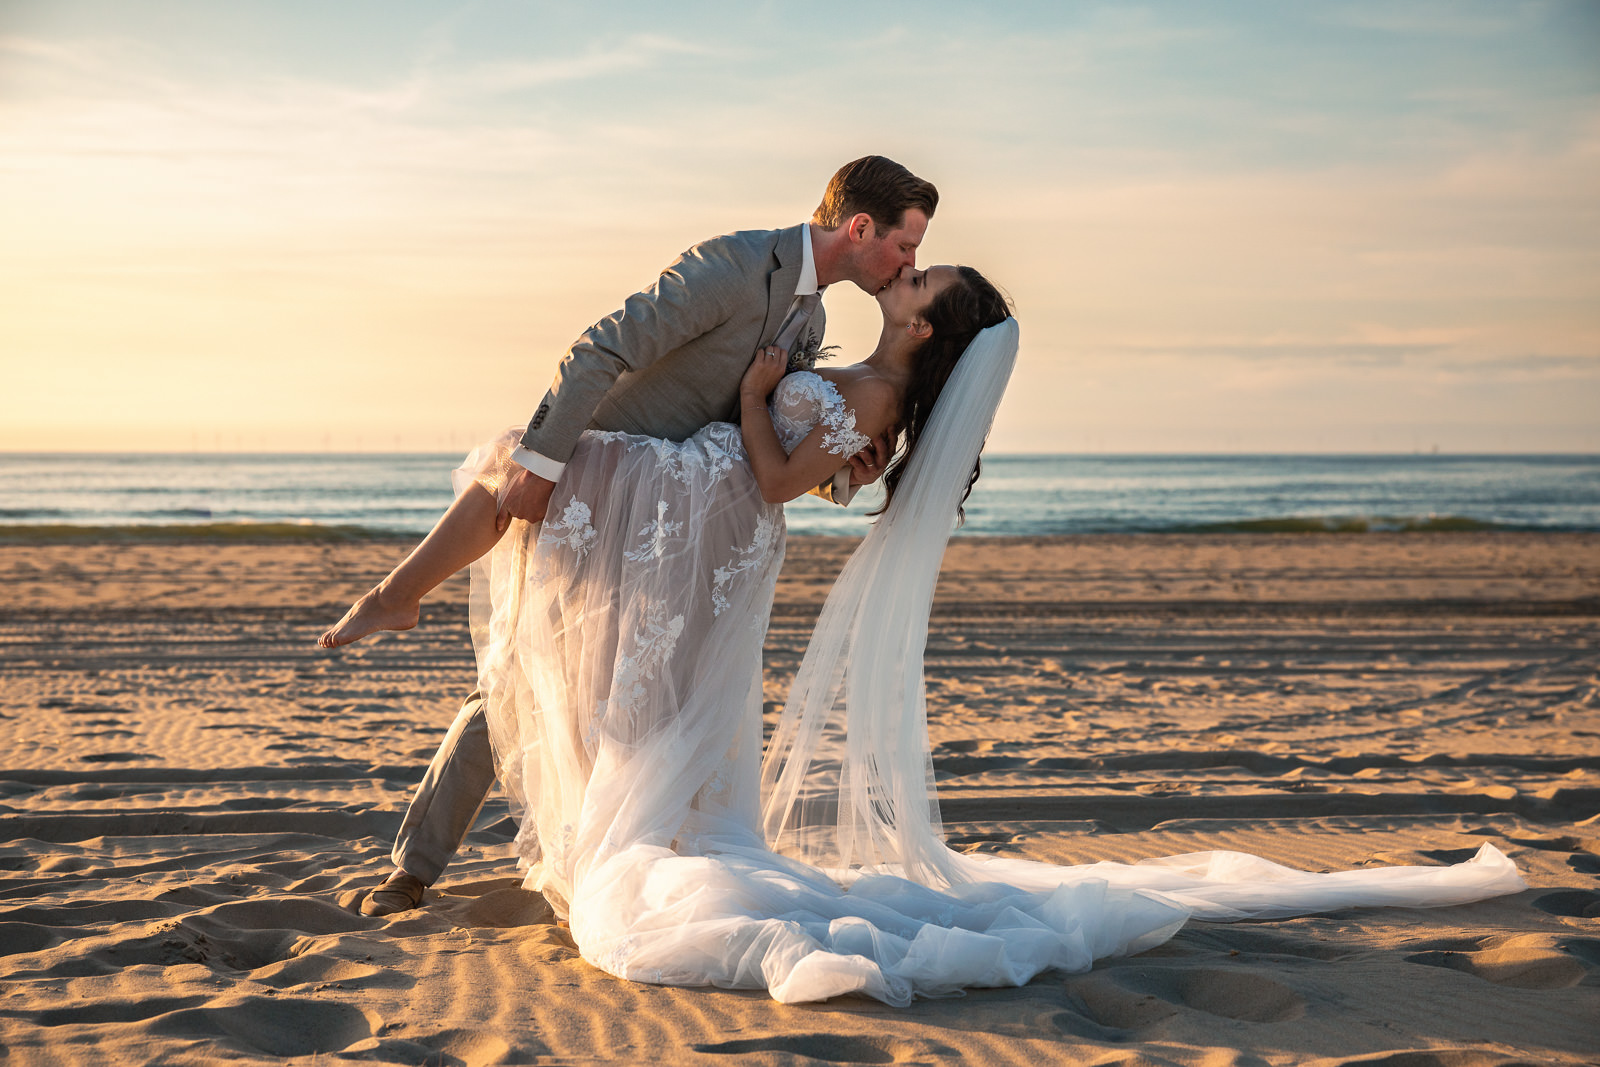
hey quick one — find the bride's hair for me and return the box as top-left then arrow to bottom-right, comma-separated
871,266 -> 1012,521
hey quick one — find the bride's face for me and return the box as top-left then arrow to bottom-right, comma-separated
877,265 -> 958,331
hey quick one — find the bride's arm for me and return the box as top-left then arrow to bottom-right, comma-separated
739,351 -> 896,504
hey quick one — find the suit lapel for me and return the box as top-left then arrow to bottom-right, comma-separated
759,224 -> 804,346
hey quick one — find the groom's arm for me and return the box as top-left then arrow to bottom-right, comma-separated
511,241 -> 745,481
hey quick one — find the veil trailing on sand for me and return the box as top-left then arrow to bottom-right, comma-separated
760,315 -> 1525,921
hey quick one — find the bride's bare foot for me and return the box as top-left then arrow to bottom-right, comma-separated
317,586 -> 419,648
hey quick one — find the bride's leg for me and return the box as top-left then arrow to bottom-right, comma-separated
318,483 -> 506,648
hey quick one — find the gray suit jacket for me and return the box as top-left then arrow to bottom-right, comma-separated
520,223 -> 827,462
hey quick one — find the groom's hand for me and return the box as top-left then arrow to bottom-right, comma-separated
847,431 -> 894,488
496,467 -> 557,531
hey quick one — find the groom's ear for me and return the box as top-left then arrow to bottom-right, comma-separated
847,213 -> 875,244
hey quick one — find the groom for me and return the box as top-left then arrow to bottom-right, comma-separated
359,155 -> 939,916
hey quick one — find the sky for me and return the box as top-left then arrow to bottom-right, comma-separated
1,0 -> 1597,453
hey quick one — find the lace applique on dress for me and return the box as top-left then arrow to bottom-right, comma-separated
609,601 -> 685,719
542,497 -> 597,556
818,400 -> 871,458
626,436 -> 735,486
769,372 -> 872,457
710,511 -> 781,616
623,500 -> 683,563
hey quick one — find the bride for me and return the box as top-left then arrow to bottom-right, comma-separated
322,264 -> 1524,1006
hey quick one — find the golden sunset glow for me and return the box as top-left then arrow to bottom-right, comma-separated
2,2 -> 1597,452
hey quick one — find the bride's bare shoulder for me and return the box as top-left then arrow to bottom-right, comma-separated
815,366 -> 898,417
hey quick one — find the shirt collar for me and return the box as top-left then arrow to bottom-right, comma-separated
796,223 -> 819,296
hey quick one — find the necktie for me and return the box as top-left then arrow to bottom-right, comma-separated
773,291 -> 822,353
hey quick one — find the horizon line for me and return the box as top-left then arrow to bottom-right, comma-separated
3,449 -> 1598,459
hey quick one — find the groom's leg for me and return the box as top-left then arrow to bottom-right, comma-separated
392,688 -> 496,883
361,689 -> 496,915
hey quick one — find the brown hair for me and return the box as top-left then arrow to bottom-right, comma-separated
871,266 -> 1012,522
813,155 -> 939,234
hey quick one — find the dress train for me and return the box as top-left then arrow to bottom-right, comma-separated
460,326 -> 1524,1004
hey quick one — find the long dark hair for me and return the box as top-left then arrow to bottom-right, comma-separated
870,266 -> 1012,521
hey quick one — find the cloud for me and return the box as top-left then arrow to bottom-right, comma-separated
455,34 -> 720,95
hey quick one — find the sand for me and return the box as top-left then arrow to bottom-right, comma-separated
1,532 -> 1597,1065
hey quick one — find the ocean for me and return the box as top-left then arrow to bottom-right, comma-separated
1,453 -> 1596,539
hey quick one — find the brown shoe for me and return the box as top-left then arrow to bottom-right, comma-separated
359,871 -> 427,917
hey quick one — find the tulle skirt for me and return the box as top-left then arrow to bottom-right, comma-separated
455,425 -> 1526,1006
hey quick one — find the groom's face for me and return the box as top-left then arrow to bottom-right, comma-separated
855,208 -> 929,295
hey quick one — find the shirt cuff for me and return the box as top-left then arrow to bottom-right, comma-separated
511,446 -> 566,482
831,467 -> 858,507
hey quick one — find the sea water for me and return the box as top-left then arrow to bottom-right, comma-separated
1,453 -> 1596,538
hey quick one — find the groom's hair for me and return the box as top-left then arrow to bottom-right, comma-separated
813,156 -> 938,234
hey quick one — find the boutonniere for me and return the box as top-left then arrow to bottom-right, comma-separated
786,332 -> 839,373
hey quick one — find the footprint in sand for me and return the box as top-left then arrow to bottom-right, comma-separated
1064,965 -> 1306,1030
49,896 -> 380,977
138,997 -> 379,1059
1530,889 -> 1600,919
1565,853 -> 1600,875
1056,972 -> 1183,1037
1403,933 -> 1590,989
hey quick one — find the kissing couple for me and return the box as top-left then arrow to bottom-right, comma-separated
320,156 -> 1522,1005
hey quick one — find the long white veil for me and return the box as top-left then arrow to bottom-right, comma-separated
759,315 -> 1523,922
760,317 -> 1018,886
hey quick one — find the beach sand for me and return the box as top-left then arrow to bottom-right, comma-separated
2,532 -> 1597,1065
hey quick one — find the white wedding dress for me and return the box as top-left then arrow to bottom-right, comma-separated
458,325 -> 1524,1006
